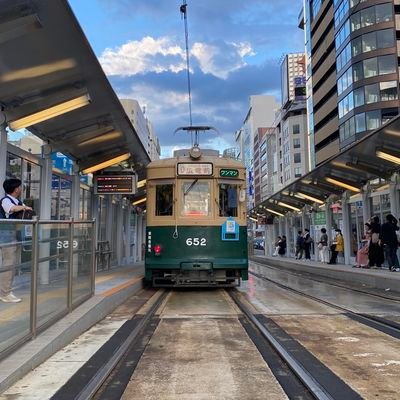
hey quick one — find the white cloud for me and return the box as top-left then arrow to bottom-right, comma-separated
99,36 -> 186,76
99,36 -> 254,79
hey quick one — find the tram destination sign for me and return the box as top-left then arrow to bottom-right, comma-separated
94,175 -> 136,195
220,168 -> 239,178
177,163 -> 213,176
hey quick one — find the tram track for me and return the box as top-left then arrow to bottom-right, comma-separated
227,289 -> 362,400
50,289 -> 168,400
249,265 -> 400,339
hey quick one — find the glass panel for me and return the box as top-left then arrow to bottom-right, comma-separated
0,220 -> 32,354
380,80 -> 398,101
22,160 -> 41,217
59,179 -> 71,219
181,180 -> 211,217
362,31 -> 377,52
366,110 -> 381,130
352,36 -> 362,56
218,184 -> 238,217
375,3 -> 393,24
350,12 -> 361,31
355,113 -> 366,133
353,61 -> 363,81
6,153 -> 22,179
363,57 -> 378,78
377,29 -> 394,48
365,83 -> 379,104
349,116 -> 356,137
72,223 -> 94,305
360,7 -> 375,28
354,87 -> 365,107
378,54 -> 396,75
36,222 -> 69,328
155,184 -> 174,216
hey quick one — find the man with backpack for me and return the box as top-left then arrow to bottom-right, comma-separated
0,178 -> 32,303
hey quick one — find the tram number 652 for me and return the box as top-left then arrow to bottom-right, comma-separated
186,238 -> 207,246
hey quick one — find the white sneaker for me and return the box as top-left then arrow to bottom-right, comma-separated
0,293 -> 22,303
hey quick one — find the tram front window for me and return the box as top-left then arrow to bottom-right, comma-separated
156,184 -> 173,216
181,180 -> 210,216
219,184 -> 238,217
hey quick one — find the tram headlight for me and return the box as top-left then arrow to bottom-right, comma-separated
154,245 -> 162,256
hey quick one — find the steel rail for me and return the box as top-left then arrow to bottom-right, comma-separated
249,269 -> 400,336
74,290 -> 168,400
228,290 -> 335,400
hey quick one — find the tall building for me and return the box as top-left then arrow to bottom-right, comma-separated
120,99 -> 160,161
281,53 -> 306,106
240,95 -> 280,208
301,0 -> 400,167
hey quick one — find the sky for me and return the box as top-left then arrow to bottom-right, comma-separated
68,0 -> 304,157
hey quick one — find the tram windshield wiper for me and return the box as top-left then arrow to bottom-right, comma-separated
184,179 -> 198,196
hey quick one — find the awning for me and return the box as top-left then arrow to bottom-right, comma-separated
254,114 -> 400,217
0,0 -> 150,174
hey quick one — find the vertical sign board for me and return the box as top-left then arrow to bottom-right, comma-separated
94,175 -> 136,195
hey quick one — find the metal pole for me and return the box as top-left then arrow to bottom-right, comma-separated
30,219 -> 39,338
67,219 -> 74,311
90,219 -> 96,296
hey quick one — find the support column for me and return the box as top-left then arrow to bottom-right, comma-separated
325,198 -> 333,243
116,199 -> 123,266
136,213 -> 143,262
389,173 -> 399,218
70,162 -> 80,220
0,124 -> 7,196
285,216 -> 291,257
342,191 -> 351,265
38,145 -> 53,285
361,184 -> 371,226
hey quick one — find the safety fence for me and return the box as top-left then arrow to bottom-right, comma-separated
0,219 -> 96,360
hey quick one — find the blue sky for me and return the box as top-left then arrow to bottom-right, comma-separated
68,0 -> 304,156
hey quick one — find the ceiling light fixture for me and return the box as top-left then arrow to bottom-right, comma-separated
376,150 -> 400,165
82,153 -> 131,174
325,177 -> 360,192
266,208 -> 284,217
278,201 -> 301,211
296,192 -> 324,205
133,198 -> 146,206
9,94 -> 91,131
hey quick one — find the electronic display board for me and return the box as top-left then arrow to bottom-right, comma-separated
94,175 -> 136,194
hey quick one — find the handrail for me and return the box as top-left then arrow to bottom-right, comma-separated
0,219 -> 96,359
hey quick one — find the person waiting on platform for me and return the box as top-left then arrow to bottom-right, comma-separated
381,214 -> 400,272
272,236 -> 282,256
317,228 -> 329,263
0,178 -> 32,303
303,229 -> 312,260
368,216 -> 384,269
278,236 -> 287,257
328,229 -> 344,265
353,235 -> 369,268
295,230 -> 304,260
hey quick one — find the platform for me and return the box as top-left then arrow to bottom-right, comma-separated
251,255 -> 400,296
0,264 -> 144,393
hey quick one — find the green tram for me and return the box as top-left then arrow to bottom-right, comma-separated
144,146 -> 248,287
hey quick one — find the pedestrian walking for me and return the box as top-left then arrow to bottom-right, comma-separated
328,229 -> 344,264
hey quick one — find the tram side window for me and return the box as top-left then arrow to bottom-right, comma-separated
155,184 -> 173,216
219,184 -> 238,217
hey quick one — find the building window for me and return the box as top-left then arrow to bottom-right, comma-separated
355,113 -> 366,133
378,54 -> 396,75
365,83 -> 379,104
294,167 -> 302,178
376,3 -> 393,24
363,57 -> 378,78
377,29 -> 395,48
156,184 -> 174,216
294,153 -> 301,163
354,87 -> 364,107
361,7 -> 376,28
292,124 -> 300,134
380,80 -> 398,101
362,31 -> 377,53
366,110 -> 381,130
293,138 -> 301,148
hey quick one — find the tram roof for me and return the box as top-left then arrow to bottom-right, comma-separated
253,114 -> 400,218
0,0 -> 150,173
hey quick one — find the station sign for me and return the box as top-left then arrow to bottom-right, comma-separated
94,175 -> 136,195
177,163 -> 213,176
220,168 -> 239,178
